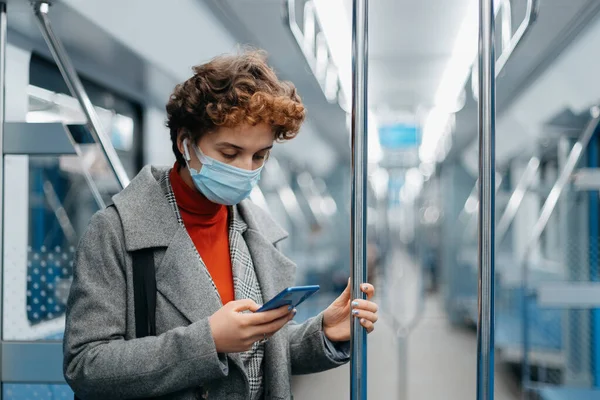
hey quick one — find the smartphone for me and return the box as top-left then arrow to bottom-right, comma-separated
256,285 -> 320,312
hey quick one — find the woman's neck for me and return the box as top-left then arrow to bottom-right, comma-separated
178,164 -> 196,192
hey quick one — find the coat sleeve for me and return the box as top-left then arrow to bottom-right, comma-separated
63,210 -> 228,399
287,312 -> 350,375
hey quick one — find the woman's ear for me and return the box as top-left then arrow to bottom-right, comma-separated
176,129 -> 183,153
177,130 -> 190,161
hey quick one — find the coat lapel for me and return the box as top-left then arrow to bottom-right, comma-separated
237,200 -> 296,301
155,227 -> 222,323
112,166 -> 224,323
112,166 -> 180,251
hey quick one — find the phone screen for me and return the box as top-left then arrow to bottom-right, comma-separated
256,285 -> 320,312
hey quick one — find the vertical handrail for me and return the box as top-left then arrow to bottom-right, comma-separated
477,1 -> 496,400
350,0 -> 368,399
461,174 -> 503,244
520,107 -> 600,398
32,2 -> 130,190
465,0 -> 539,227
496,157 -> 540,245
0,2 -> 7,373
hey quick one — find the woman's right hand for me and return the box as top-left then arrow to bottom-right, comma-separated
209,299 -> 295,353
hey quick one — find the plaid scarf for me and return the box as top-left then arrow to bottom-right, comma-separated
159,170 -> 265,399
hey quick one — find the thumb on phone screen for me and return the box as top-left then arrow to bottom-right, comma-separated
230,299 -> 260,313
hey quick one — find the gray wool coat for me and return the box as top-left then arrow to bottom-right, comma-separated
63,166 -> 350,400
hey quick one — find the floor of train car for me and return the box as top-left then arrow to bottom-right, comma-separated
291,251 -> 520,400
407,295 -> 520,400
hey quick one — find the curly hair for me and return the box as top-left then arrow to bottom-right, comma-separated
166,49 -> 306,167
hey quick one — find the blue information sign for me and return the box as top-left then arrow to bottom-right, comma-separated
378,123 -> 420,149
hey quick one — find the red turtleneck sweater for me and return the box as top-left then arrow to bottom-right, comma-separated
169,165 -> 235,304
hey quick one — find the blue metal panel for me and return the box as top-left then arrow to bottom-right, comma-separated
537,386 -> 600,400
1,343 -> 65,383
3,384 -> 73,400
3,123 -> 76,155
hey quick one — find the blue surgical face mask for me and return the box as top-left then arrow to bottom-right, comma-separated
182,139 -> 264,205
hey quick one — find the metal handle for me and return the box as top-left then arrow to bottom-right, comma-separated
499,0 -> 512,52
350,0 -> 368,399
523,109 -> 600,260
285,0 -> 342,105
496,157 -> 540,245
477,1 -> 496,399
472,0 -> 538,101
495,0 -> 538,74
32,2 -> 130,190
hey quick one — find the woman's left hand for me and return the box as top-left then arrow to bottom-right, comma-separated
322,279 -> 378,342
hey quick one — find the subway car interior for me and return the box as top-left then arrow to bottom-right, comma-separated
1,0 -> 600,399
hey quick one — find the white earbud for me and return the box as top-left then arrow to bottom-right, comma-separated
182,138 -> 192,162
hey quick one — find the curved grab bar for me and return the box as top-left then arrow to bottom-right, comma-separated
33,2 -> 130,190
496,156 -> 540,244
284,0 -> 342,105
472,0 -> 539,100
523,108 -> 600,261
496,0 -> 539,75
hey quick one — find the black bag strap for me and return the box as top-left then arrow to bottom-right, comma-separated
132,248 -> 157,337
74,248 -> 156,400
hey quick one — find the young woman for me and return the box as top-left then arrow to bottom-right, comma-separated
63,49 -> 379,400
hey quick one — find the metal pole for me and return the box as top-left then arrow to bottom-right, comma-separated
477,0 -> 496,399
0,4 -> 6,393
32,2 -> 130,189
350,0 -> 368,399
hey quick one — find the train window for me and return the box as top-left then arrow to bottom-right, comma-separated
28,53 -> 144,176
2,55 -> 144,341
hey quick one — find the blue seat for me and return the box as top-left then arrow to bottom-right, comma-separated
494,284 -> 562,352
496,311 -> 562,351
